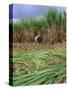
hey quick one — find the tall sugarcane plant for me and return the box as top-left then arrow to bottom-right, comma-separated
9,8 -> 66,44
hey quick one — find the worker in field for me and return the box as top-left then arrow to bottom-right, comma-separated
35,34 -> 42,43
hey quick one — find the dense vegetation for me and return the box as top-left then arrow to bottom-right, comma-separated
9,8 -> 66,44
9,48 -> 66,86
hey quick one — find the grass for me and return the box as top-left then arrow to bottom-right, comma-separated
9,47 -> 66,86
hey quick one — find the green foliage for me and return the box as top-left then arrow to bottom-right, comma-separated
45,8 -> 58,26
9,48 -> 66,85
62,11 -> 66,32
11,8 -> 66,32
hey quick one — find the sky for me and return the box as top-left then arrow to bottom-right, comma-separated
9,4 -> 66,21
